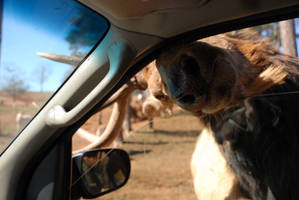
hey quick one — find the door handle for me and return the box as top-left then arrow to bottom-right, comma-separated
46,41 -> 136,127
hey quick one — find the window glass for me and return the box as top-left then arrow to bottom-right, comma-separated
0,0 -> 109,152
72,18 -> 299,199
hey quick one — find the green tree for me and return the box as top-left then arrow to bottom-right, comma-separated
65,8 -> 106,57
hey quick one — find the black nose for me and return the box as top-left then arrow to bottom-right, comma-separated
177,94 -> 196,105
179,55 -> 199,75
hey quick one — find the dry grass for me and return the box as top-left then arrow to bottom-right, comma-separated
96,112 -> 202,200
0,91 -> 203,200
0,91 -> 52,151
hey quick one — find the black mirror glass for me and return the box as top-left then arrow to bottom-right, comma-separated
72,149 -> 130,199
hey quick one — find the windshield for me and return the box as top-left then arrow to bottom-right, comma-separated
0,0 -> 109,152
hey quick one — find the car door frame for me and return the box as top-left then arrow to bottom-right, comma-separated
0,3 -> 298,200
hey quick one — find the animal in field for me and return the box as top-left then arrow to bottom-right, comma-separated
141,62 -> 173,118
156,30 -> 299,200
38,52 -> 174,150
16,112 -> 32,132
73,62 -> 173,152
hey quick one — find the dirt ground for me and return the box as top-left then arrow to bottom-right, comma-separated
1,90 -> 202,200
75,112 -> 202,200
0,91 -> 52,152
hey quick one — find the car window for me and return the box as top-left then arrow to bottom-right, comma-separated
0,0 -> 109,153
72,18 -> 299,199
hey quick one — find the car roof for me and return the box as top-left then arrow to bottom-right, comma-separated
79,0 -> 299,38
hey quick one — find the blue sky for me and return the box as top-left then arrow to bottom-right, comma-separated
0,0 -> 77,92
0,1 -> 298,92
0,0 -> 107,92
0,15 -> 73,92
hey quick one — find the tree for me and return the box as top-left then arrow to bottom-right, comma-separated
34,64 -> 51,92
0,0 -> 3,63
250,19 -> 298,57
279,19 -> 298,57
2,76 -> 28,102
252,22 -> 281,49
1,64 -> 29,102
65,8 -> 107,57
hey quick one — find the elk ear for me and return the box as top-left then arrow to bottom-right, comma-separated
211,106 -> 248,150
244,97 -> 281,132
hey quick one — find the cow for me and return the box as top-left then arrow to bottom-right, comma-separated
155,30 -> 299,200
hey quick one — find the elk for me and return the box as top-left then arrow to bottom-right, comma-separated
37,52 -> 173,151
16,112 -> 32,132
156,30 -> 299,200
74,62 -> 173,152
40,29 -> 299,199
15,102 -> 40,132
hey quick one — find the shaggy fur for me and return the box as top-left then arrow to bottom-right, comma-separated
156,30 -> 299,199
191,128 -> 249,200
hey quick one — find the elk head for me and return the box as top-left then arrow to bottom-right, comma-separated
156,42 -> 237,116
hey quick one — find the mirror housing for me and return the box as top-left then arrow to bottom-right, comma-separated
71,148 -> 130,199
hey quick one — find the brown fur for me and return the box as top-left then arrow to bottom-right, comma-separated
157,30 -> 298,119
137,61 -> 174,117
156,30 -> 299,200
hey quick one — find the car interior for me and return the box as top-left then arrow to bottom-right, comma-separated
0,0 -> 299,199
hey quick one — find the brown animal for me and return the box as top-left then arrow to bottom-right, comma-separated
156,30 -> 299,200
70,61 -> 173,152
38,52 -> 174,150
141,62 -> 173,118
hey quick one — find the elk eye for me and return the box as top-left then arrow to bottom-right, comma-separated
155,94 -> 168,101
179,55 -> 199,75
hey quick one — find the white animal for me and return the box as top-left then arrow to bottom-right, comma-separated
191,129 -> 249,200
16,112 -> 32,132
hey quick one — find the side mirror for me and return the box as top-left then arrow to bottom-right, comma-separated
71,148 -> 130,199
